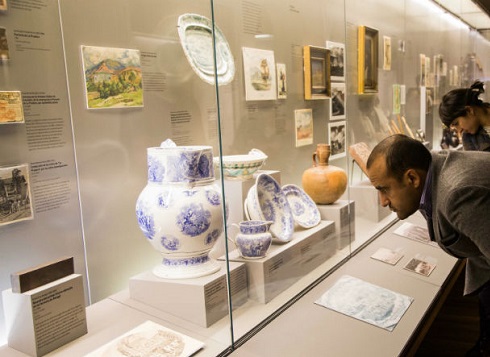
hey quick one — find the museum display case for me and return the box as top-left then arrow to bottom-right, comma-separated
0,0 -> 489,355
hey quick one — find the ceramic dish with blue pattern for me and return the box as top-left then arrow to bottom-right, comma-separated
282,184 -> 321,229
246,173 -> 294,242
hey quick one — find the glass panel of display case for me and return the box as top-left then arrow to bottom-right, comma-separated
2,0 -> 490,355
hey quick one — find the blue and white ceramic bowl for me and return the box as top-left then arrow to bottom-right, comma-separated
282,184 -> 321,229
246,173 -> 294,242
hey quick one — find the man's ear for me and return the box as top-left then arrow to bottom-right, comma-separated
405,169 -> 421,188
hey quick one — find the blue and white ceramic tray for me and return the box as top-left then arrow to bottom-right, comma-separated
282,184 -> 321,229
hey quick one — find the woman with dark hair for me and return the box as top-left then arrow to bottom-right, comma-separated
439,80 -> 490,152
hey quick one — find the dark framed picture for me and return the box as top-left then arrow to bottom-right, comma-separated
328,120 -> 346,159
326,41 -> 345,81
331,82 -> 346,120
358,26 -> 379,94
303,45 -> 330,100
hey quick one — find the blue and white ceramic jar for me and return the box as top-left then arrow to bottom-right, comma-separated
231,220 -> 273,259
136,140 -> 223,279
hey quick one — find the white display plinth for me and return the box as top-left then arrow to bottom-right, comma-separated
129,261 -> 247,328
224,221 -> 335,304
2,274 -> 87,357
317,200 -> 355,250
349,180 -> 390,222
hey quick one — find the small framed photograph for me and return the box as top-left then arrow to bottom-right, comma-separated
276,63 -> 287,99
331,82 -> 346,120
404,255 -> 437,277
295,109 -> 313,147
358,26 -> 379,94
242,47 -> 277,101
326,41 -> 345,81
371,247 -> 403,265
303,45 -> 330,100
0,0 -> 7,12
328,120 -> 346,159
0,164 -> 33,227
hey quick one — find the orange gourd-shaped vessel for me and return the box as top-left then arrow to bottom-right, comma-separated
302,144 -> 347,204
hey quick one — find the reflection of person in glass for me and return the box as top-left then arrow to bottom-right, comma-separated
366,134 -> 490,356
439,80 -> 490,152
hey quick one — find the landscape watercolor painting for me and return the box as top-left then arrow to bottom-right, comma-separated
81,45 -> 144,109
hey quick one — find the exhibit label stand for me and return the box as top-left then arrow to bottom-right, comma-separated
225,221 -> 336,303
129,261 -> 248,328
317,199 -> 355,250
2,259 -> 87,357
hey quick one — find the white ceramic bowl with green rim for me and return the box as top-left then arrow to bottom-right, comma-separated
213,148 -> 267,180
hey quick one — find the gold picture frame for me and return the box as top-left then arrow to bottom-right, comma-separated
358,26 -> 379,94
303,45 -> 330,100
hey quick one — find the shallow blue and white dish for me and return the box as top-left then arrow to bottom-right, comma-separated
246,173 -> 294,242
282,184 -> 321,229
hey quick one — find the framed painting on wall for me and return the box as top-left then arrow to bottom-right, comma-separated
358,26 -> 379,94
326,41 -> 345,81
303,45 -> 330,100
295,109 -> 313,147
242,47 -> 277,101
81,46 -> 144,109
328,120 -> 346,159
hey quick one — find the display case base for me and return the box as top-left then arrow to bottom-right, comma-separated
224,220 -> 335,304
129,261 -> 247,328
317,200 -> 355,250
349,180 -> 391,222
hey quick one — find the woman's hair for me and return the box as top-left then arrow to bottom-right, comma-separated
438,80 -> 486,128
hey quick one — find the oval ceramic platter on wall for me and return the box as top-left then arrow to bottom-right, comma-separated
177,13 -> 235,86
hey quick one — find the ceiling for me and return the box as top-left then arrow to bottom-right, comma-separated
434,0 -> 490,29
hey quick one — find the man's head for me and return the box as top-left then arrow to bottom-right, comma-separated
366,134 -> 431,220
